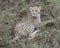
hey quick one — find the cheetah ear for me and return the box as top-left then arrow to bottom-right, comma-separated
39,7 -> 41,10
29,7 -> 32,9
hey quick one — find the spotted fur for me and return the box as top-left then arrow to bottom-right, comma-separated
12,6 -> 41,42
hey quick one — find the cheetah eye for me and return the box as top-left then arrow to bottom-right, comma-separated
32,10 -> 33,11
36,10 -> 38,11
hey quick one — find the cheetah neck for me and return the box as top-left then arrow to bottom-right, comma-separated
38,14 -> 41,23
28,14 -> 41,23
22,13 -> 41,24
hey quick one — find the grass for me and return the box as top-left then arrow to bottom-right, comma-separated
0,0 -> 60,48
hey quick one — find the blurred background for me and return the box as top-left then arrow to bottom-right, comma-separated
0,0 -> 60,48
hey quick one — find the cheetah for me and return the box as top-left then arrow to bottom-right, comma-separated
11,6 -> 41,42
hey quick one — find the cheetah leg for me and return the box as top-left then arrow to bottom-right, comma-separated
28,30 -> 39,41
9,36 -> 19,43
12,36 -> 19,42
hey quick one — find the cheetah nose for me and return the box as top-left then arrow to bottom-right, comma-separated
33,13 -> 35,15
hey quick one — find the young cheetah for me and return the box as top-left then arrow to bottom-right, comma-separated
11,6 -> 41,42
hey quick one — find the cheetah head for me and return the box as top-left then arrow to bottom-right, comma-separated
29,6 -> 41,17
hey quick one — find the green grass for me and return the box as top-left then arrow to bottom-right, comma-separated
0,0 -> 60,48
51,0 -> 60,9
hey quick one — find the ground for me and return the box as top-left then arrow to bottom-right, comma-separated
0,0 -> 60,48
